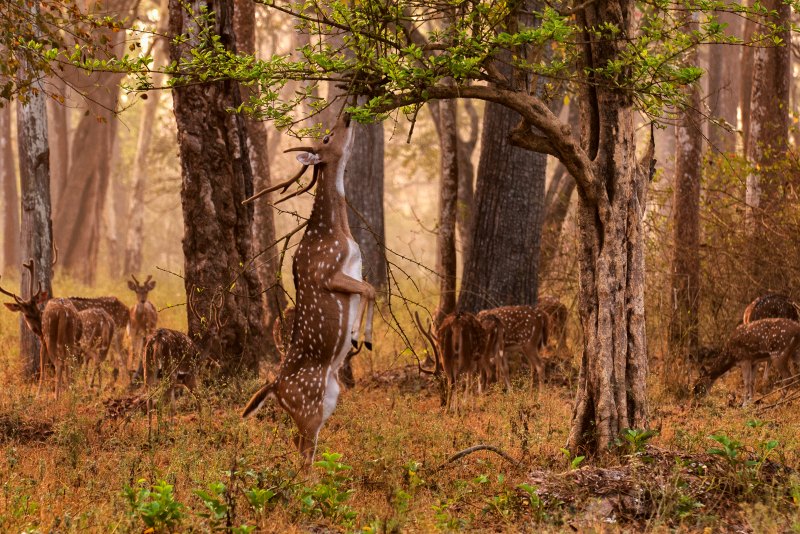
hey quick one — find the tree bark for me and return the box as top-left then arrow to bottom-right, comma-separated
745,0 -> 791,292
125,0 -> 168,276
1,105 -> 19,270
170,0 -> 267,375
707,11 -> 741,154
456,100 -> 480,266
47,76 -> 69,209
434,95 -> 459,324
457,101 -> 547,312
234,0 -> 285,361
668,34 -> 702,357
344,122 -> 387,290
16,36 -> 54,378
740,10 -> 756,156
52,0 -> 134,283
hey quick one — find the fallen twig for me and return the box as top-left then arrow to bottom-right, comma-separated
757,389 -> 800,412
432,444 -> 523,472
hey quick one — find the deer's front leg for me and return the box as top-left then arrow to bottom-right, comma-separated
324,271 -> 376,348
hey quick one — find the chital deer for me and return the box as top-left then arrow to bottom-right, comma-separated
693,318 -> 800,404
477,305 -> 548,391
479,314 -> 509,391
128,274 -> 158,378
742,293 -> 799,388
241,113 -> 376,464
536,296 -> 568,353
78,308 -> 115,389
68,296 -> 130,382
1,260 -> 82,397
272,306 -> 362,389
437,312 -> 487,410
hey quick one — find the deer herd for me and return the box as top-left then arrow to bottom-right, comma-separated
3,112 -> 800,464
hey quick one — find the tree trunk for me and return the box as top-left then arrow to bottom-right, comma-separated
125,0 -> 168,276
434,95 -> 459,324
234,0 -> 285,361
456,100 -> 480,266
707,11 -> 741,154
457,101 -> 547,313
745,0 -> 791,292
344,122 -> 387,290
1,105 -> 19,270
567,0 -> 649,453
52,0 -> 133,283
47,76 -> 69,209
170,0 -> 267,375
16,42 -> 54,378
740,11 -> 756,155
668,43 -> 702,358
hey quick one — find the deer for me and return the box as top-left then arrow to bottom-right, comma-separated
479,314 -> 509,391
78,308 -> 115,390
128,274 -> 158,381
476,305 -> 548,391
1,260 -> 82,397
536,296 -> 568,354
272,306 -> 362,389
241,112 -> 376,465
431,312 -> 487,411
742,293 -> 799,389
68,296 -> 129,382
693,318 -> 800,405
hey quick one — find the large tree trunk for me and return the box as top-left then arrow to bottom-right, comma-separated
707,11 -> 741,154
740,11 -> 757,155
47,76 -> 69,209
344,123 -> 387,290
125,0 -> 169,276
1,105 -> 19,270
52,0 -> 133,283
456,100 -> 480,266
234,0 -> 284,361
745,0 -> 791,293
434,95 -> 459,324
16,38 -> 54,378
170,0 -> 267,375
668,20 -> 703,359
567,0 -> 649,453
457,101 -> 547,312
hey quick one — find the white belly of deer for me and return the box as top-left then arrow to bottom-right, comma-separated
332,237 -> 362,372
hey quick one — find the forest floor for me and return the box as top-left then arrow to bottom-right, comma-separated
2,282 -> 800,532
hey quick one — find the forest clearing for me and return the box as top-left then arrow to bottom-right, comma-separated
4,0 -> 800,531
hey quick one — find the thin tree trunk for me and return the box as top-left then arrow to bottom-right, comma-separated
16,11 -> 54,377
707,11 -> 741,154
745,0 -> 791,293
456,100 -> 480,266
457,101 -> 547,312
170,0 -> 267,375
345,122 -> 387,290
435,95 -> 459,324
47,76 -> 69,209
234,0 -> 285,361
125,0 -> 168,276
1,105 -> 19,270
669,28 -> 702,358
740,12 -> 756,156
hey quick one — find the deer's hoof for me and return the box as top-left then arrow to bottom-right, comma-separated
365,341 -> 373,351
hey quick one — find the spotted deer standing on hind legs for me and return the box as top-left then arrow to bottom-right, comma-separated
241,112 -> 376,465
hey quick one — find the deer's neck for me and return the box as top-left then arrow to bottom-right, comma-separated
308,165 -> 351,237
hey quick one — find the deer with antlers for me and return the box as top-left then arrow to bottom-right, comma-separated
241,112 -> 376,464
1,260 -> 82,397
477,305 -> 548,391
128,274 -> 158,379
693,318 -> 800,404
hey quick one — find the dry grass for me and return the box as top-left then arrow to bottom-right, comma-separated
2,279 -> 800,532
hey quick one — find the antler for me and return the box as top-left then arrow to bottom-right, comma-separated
51,242 -> 58,267
22,259 -> 42,300
130,274 -> 140,287
414,311 -> 440,376
274,166 -> 319,205
0,275 -> 24,304
242,164 -> 310,204
209,291 -> 229,331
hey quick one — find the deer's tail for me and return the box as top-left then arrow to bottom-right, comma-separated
241,382 -> 277,418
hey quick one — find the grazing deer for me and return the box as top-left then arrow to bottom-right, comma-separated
742,293 -> 799,388
1,260 -> 82,397
128,274 -> 158,378
272,306 -> 361,389
78,308 -> 115,390
68,296 -> 129,382
477,305 -> 548,391
436,312 -> 487,410
693,318 -> 800,404
241,113 -> 376,464
479,314 -> 509,391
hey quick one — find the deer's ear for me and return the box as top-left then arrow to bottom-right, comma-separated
296,152 -> 321,166
147,281 -> 156,290
4,302 -> 21,312
128,281 -> 137,291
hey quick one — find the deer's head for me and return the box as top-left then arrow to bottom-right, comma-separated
0,260 -> 49,337
128,274 -> 156,303
243,113 -> 355,205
